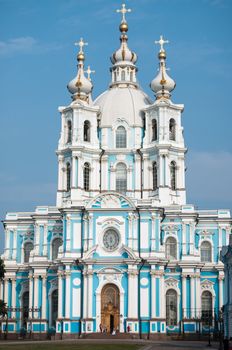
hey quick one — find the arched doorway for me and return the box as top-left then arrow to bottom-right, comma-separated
101,284 -> 120,333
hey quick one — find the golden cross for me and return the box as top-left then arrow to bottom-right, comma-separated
84,66 -> 95,80
155,35 -> 169,52
116,3 -> 131,22
74,38 -> 88,53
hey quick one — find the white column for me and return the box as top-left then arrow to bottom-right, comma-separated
128,214 -> 133,250
151,272 -> 156,318
11,278 -> 16,318
42,275 -> 47,319
29,273 -> 33,319
34,224 -> 40,255
58,272 -> 63,319
65,269 -> 71,319
219,275 -> 224,310
66,215 -> 71,252
195,272 -> 201,316
182,224 -> 186,255
34,275 -> 39,318
190,275 -> 195,318
88,214 -> 93,250
182,274 -> 186,318
4,278 -> 8,305
83,272 -> 88,319
12,229 -> 17,260
43,224 -> 48,256
128,269 -> 138,319
87,269 -> 93,319
151,215 -> 156,252
160,271 -> 165,318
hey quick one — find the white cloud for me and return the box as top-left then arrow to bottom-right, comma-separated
0,37 -> 63,56
186,150 -> 232,208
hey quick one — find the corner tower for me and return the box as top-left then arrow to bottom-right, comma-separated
143,36 -> 187,205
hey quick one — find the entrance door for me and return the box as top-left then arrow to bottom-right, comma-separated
101,284 -> 120,333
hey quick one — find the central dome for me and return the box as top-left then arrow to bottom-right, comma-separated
94,86 -> 151,127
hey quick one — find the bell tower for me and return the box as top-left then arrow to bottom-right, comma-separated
143,36 -> 187,206
56,38 -> 100,208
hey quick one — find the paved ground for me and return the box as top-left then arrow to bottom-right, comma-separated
0,339 -> 221,350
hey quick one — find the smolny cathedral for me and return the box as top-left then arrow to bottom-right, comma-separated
1,4 -> 232,338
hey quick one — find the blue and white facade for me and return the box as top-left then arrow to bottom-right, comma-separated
1,5 -> 232,337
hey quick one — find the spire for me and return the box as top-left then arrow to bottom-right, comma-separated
67,38 -> 93,102
110,3 -> 137,87
150,35 -> 176,100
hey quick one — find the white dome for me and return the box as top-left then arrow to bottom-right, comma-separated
94,86 -> 151,127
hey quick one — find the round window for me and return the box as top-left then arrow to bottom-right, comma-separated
103,229 -> 120,251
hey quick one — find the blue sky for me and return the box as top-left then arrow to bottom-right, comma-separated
0,0 -> 232,251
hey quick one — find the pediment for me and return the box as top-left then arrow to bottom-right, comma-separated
87,192 -> 135,209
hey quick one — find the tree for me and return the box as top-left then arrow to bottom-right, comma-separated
0,257 -> 5,280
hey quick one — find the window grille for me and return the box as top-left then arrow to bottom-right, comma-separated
67,120 -> 72,143
152,162 -> 158,190
84,162 -> 90,191
52,238 -> 63,260
116,163 -> 127,195
116,126 -> 127,148
170,161 -> 176,190
66,163 -> 71,191
201,291 -> 212,325
84,120 -> 90,142
152,119 -> 157,141
166,289 -> 177,326
24,242 -> 33,263
165,237 -> 177,260
201,241 -> 212,262
169,118 -> 176,141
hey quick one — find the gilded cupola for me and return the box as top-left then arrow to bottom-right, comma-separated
67,38 -> 93,102
150,35 -> 176,99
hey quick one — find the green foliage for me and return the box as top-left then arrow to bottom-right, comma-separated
0,257 -> 5,280
0,299 -> 7,317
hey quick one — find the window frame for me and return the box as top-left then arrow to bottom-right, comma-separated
116,126 -> 127,148
83,162 -> 90,191
116,162 -> 127,195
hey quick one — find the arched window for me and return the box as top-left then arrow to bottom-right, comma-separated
170,161 -> 176,190
114,71 -> 117,82
66,162 -> 71,191
24,242 -> 33,263
121,70 -> 125,81
130,71 -> 133,82
152,162 -> 158,191
84,162 -> 90,191
52,237 -> 63,260
201,291 -> 212,325
169,119 -> 176,141
165,237 -> 177,260
152,119 -> 157,141
116,126 -> 127,148
22,291 -> 29,328
51,289 -> 58,328
84,120 -> 90,142
67,120 -> 72,143
116,163 -> 127,195
200,241 -> 212,263
166,289 -> 177,326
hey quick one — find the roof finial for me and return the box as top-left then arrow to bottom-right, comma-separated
155,35 -> 169,52
84,66 -> 95,81
116,3 -> 131,23
74,37 -> 88,53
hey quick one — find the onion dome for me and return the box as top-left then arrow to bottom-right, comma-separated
111,31 -> 137,65
150,35 -> 176,99
67,38 -> 93,102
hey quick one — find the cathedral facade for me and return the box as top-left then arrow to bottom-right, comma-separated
1,4 -> 231,338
